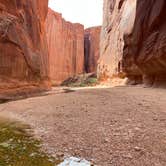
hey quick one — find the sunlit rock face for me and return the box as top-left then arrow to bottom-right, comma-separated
84,26 -> 101,73
0,0 -> 49,89
98,0 -> 166,86
98,0 -> 137,81
46,8 -> 84,85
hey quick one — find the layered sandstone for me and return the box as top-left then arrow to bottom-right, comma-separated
84,26 -> 101,73
46,8 -> 84,85
98,0 -> 166,86
0,0 -> 49,91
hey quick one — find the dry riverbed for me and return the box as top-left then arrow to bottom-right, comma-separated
0,86 -> 166,166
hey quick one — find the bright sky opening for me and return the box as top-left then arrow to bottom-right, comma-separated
49,0 -> 103,28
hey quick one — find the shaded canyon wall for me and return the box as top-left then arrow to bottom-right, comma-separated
98,0 -> 166,86
0,0 -> 49,90
123,0 -> 166,86
84,26 -> 101,73
46,8 -> 84,85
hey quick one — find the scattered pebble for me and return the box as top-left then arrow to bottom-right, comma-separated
58,157 -> 91,166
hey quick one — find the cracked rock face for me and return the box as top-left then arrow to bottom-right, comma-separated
84,26 -> 101,73
98,0 -> 166,86
46,8 -> 84,85
0,0 -> 49,87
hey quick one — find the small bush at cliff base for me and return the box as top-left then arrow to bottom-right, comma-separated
61,73 -> 99,87
85,77 -> 98,85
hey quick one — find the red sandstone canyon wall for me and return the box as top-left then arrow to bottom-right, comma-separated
84,26 -> 101,73
98,0 -> 166,86
46,8 -> 84,85
0,0 -> 49,90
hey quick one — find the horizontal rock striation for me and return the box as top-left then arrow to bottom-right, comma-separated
46,8 -> 84,85
0,0 -> 49,91
98,0 -> 166,86
84,26 -> 101,73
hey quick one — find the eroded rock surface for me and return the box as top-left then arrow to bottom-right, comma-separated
98,0 -> 166,86
0,0 -> 49,91
84,26 -> 101,73
98,0 -> 137,81
123,0 -> 166,86
46,8 -> 84,85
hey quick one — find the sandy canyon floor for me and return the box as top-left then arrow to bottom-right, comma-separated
0,86 -> 166,166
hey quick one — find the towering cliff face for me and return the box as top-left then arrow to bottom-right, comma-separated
46,8 -> 84,85
84,26 -> 101,73
98,0 -> 166,86
0,0 -> 49,90
123,0 -> 166,86
98,0 -> 137,80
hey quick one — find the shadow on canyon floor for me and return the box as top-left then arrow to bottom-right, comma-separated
0,88 -> 75,104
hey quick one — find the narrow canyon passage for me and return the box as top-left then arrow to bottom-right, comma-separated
0,0 -> 166,165
0,86 -> 166,166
